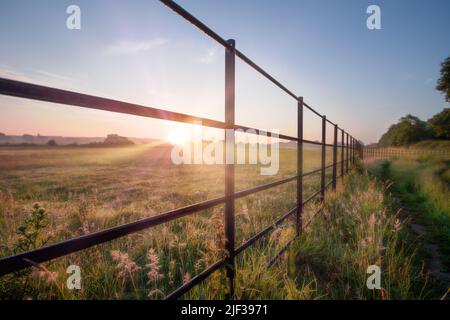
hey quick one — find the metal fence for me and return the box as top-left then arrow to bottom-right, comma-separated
0,0 -> 362,299
363,147 -> 450,160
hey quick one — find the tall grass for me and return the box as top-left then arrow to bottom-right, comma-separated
0,145 -> 432,299
287,171 -> 431,299
368,157 -> 450,270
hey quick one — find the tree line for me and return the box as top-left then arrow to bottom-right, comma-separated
378,56 -> 450,147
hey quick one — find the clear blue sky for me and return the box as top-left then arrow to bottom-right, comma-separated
0,0 -> 449,143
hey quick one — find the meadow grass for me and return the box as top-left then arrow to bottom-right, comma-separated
367,156 -> 450,271
0,144 -> 432,299
285,170 -> 433,300
0,144 -> 330,299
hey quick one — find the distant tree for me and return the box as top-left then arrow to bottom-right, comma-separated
428,108 -> 450,139
103,134 -> 134,146
22,134 -> 34,142
47,139 -> 57,146
0,132 -> 5,137
378,114 -> 431,147
436,57 -> 450,102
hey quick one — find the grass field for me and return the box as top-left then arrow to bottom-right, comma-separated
368,156 -> 450,271
0,143 -> 341,299
0,143 -> 438,299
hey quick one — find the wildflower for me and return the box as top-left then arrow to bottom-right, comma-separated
195,259 -> 204,271
169,235 -> 179,249
359,238 -> 367,247
237,203 -> 250,221
146,248 -> 164,284
81,221 -> 90,235
393,219 -> 401,232
30,265 -> 58,284
194,191 -> 205,197
168,271 -> 174,285
380,288 -> 387,299
269,228 -> 283,242
110,250 -> 141,278
183,273 -> 191,284
148,289 -> 165,298
368,213 -> 377,227
211,208 -> 225,250
381,208 -> 387,220
47,271 -> 58,282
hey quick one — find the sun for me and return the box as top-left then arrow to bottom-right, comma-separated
167,127 -> 191,145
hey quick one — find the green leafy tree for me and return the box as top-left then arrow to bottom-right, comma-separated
378,115 -> 431,147
428,108 -> 450,139
436,57 -> 450,102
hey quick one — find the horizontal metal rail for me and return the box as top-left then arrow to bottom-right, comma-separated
235,206 -> 297,255
234,175 -> 297,199
325,117 -> 336,126
159,0 -> 340,125
0,195 -> 226,276
267,237 -> 296,268
0,143 -> 353,278
0,0 -> 363,300
165,257 -> 226,300
167,206 -> 299,300
302,139 -> 335,148
303,162 -> 341,178
234,124 -> 298,142
303,139 -> 322,146
0,77 -> 346,145
302,189 -> 322,207
303,208 -> 324,229
158,1 -> 301,102
0,174 -> 299,276
303,167 -> 323,177
0,78 -> 227,130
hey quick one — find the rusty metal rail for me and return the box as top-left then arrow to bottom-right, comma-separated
0,0 -> 362,299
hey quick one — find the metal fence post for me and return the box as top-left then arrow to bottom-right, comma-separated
358,141 -> 361,160
225,39 -> 235,299
352,137 -> 355,165
0,0 -> 369,296
332,124 -> 338,190
358,141 -> 360,160
297,97 -> 303,236
349,136 -> 352,166
350,137 -> 353,164
349,136 -> 351,166
321,116 -> 326,201
341,129 -> 344,180
346,133 -> 349,174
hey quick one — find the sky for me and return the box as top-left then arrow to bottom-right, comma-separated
0,0 -> 449,144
